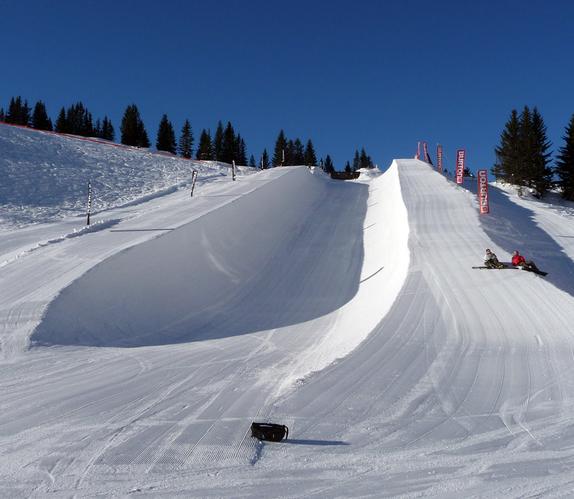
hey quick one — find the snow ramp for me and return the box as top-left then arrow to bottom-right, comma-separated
32,165 -> 409,359
261,159 -> 574,497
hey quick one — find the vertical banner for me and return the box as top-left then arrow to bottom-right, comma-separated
437,144 -> 443,173
456,149 -> 465,184
423,142 -> 431,163
478,169 -> 489,214
416,141 -> 421,159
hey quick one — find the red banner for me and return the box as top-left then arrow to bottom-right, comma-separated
423,142 -> 430,163
437,144 -> 443,173
478,169 -> 489,214
456,149 -> 465,184
416,141 -> 421,159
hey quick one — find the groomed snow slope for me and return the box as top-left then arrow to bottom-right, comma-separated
33,163 -> 402,350
259,160 -> 574,497
2,150 -> 574,497
0,130 -> 409,496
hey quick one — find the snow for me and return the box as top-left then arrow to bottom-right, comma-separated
0,123 -> 236,230
2,126 -> 574,497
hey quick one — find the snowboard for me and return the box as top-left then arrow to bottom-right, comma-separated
472,265 -> 547,276
471,266 -> 517,270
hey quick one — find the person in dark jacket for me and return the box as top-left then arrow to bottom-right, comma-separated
484,248 -> 505,269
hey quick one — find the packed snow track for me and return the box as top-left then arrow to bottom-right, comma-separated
0,156 -> 409,496
2,150 -> 574,496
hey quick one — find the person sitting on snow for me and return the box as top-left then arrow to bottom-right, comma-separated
484,248 -> 505,269
511,250 -> 542,273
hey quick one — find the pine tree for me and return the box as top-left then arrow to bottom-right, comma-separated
249,154 -> 257,168
555,114 -> 574,200
493,109 -> 521,182
359,148 -> 369,169
22,99 -> 31,126
292,138 -> 305,165
6,97 -> 18,124
352,149 -> 360,171
6,96 -> 31,126
121,104 -> 149,147
238,137 -> 247,165
494,106 -> 552,196
261,149 -> 270,169
31,101 -> 53,130
220,121 -> 236,164
517,105 -> 535,189
138,121 -> 150,148
233,132 -> 247,165
101,116 -> 115,141
196,129 -> 213,160
4,99 -> 14,123
273,130 -> 287,166
65,102 -> 91,136
234,133 -> 242,163
94,118 -> 102,137
304,139 -> 317,166
83,109 -> 94,136
0,108 -> 4,121
529,107 -> 553,197
156,114 -> 177,154
120,105 -> 137,144
178,119 -> 193,158
64,105 -> 78,132
345,161 -> 352,173
285,140 -> 295,165
213,121 -> 224,161
324,154 -> 335,174
55,107 -> 68,133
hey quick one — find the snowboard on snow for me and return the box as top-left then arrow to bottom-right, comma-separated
471,266 -> 517,270
472,265 -> 547,276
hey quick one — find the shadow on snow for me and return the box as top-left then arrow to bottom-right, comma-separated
32,177 -> 368,348
464,179 -> 574,297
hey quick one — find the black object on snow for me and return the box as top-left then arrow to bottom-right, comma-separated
471,266 -> 518,270
471,265 -> 547,276
251,422 -> 289,442
330,171 -> 360,180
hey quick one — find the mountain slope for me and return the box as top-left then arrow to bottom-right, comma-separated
0,127 -> 407,496
259,160 -> 574,497
0,123 -> 229,229
2,130 -> 574,497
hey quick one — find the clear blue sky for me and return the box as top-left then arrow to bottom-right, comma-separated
1,0 -> 573,171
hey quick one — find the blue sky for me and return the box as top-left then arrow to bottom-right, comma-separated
1,0 -> 573,172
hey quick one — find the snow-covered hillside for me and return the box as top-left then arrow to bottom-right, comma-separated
0,123 -> 236,229
2,126 -> 574,497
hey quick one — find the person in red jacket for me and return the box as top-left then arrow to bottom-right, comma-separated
511,250 -> 544,274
